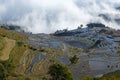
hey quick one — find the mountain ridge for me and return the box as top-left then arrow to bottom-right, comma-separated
0,23 -> 120,80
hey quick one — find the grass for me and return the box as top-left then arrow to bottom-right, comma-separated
69,47 -> 83,55
0,36 -> 5,50
103,70 -> 120,77
0,28 -> 29,75
0,36 -> 6,56
0,28 -> 27,41
117,43 -> 120,56
7,42 -> 28,72
32,58 -> 52,75
0,37 -> 16,61
0,43 -> 28,77
76,70 -> 120,80
0,28 -> 42,79
44,48 -> 56,55
18,50 -> 37,74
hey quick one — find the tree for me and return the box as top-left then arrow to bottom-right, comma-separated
48,63 -> 73,80
69,55 -> 79,64
77,24 -> 83,29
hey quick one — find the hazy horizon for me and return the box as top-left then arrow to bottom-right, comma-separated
0,0 -> 120,33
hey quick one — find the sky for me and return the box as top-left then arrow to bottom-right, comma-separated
0,0 -> 120,33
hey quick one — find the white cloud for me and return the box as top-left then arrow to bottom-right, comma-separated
0,0 -> 120,33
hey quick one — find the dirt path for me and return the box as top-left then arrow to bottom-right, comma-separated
0,37 -> 15,61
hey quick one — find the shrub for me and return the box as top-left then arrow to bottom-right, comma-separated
42,76 -> 48,80
0,63 -> 7,80
17,41 -> 24,47
48,63 -> 73,80
69,55 -> 79,64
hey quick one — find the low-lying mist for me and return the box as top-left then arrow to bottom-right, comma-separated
0,0 -> 120,33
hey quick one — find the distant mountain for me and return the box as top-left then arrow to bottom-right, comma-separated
0,24 -> 25,32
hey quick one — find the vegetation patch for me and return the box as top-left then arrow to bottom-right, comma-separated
0,28 -> 27,41
103,70 -> 120,78
0,63 -> 7,80
0,37 -> 16,61
69,55 -> 79,64
48,62 -> 73,80
0,36 -> 5,50
69,48 -> 83,55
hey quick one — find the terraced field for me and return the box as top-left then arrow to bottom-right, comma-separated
1,24 -> 120,80
0,38 -> 15,61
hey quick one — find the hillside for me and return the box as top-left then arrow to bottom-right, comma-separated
0,23 -> 120,80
